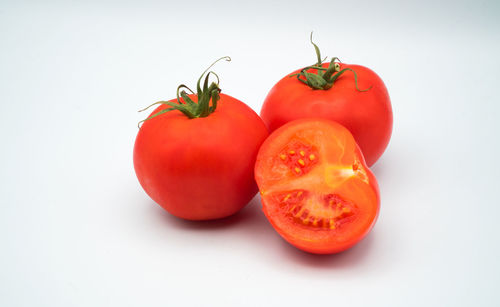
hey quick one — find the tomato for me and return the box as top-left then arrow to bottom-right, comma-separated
260,37 -> 392,166
254,119 -> 380,254
134,58 -> 268,220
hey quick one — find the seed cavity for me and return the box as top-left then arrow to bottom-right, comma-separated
329,219 -> 336,229
279,192 -> 355,229
279,143 -> 319,176
295,207 -> 306,218
278,141 -> 319,177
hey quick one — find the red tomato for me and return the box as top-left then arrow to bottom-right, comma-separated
134,93 -> 268,220
260,61 -> 392,167
254,119 -> 380,254
134,58 -> 268,220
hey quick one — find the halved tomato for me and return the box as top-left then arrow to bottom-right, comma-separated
254,119 -> 380,254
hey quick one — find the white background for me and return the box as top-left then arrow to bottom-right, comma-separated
1,0 -> 500,306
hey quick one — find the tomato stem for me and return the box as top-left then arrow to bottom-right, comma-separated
289,32 -> 371,92
138,56 -> 231,128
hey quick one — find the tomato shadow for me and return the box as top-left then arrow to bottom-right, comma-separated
369,154 -> 393,183
144,195 -> 379,270
370,162 -> 385,180
276,230 -> 378,269
155,195 -> 270,232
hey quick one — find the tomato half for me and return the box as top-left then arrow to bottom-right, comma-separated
134,93 -> 268,220
260,62 -> 392,166
254,119 -> 380,254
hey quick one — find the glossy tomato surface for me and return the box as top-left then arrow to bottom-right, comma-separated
255,119 -> 380,254
260,63 -> 392,166
134,93 -> 268,220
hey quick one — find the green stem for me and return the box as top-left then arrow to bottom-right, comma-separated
138,57 -> 231,128
289,32 -> 371,92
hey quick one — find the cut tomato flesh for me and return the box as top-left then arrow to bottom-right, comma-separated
255,119 -> 380,254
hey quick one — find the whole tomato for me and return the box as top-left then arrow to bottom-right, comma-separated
260,35 -> 392,166
134,57 -> 268,220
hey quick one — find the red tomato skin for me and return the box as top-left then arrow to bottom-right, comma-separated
134,93 -> 268,220
260,63 -> 392,166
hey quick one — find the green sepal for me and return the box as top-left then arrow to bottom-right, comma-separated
138,56 -> 231,127
303,72 -> 328,90
289,32 -> 372,92
136,101 -> 181,128
330,68 -> 372,92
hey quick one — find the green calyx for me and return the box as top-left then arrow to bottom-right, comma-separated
138,56 -> 231,128
290,33 -> 372,92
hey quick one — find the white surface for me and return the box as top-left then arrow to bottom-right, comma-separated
1,0 -> 500,306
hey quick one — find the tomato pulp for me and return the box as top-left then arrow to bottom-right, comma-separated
260,63 -> 392,166
255,119 -> 380,254
134,93 -> 268,220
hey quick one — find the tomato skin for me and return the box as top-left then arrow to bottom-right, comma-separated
255,119 -> 380,254
134,93 -> 268,220
260,63 -> 392,166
